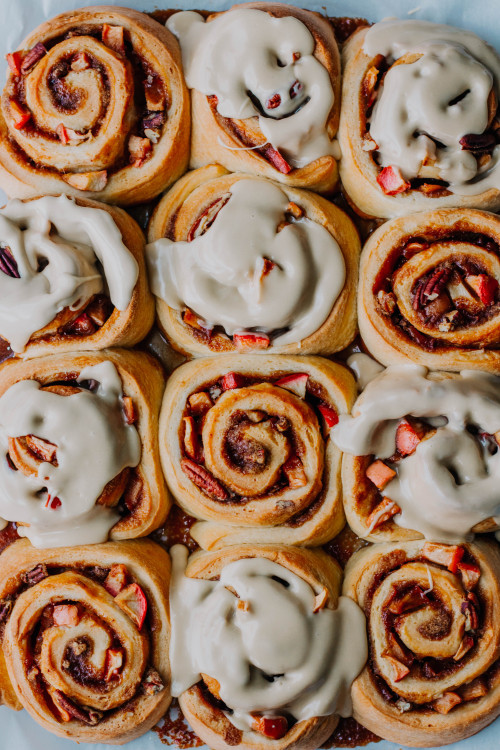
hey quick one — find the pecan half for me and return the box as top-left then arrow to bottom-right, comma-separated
52,690 -> 102,725
22,564 -> 48,586
181,459 -> 229,501
0,247 -> 20,278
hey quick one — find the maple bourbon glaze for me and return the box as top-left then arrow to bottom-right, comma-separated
0,195 -> 138,353
333,364 -> 500,542
364,20 -> 500,193
167,9 -> 335,167
0,361 -> 140,547
169,545 -> 367,732
146,179 -> 345,344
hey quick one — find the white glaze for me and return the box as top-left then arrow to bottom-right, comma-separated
146,179 -> 345,345
0,361 -> 140,548
347,353 -> 384,390
0,195 -> 138,352
169,545 -> 367,729
363,20 -> 500,194
333,365 -> 500,542
167,9 -> 335,168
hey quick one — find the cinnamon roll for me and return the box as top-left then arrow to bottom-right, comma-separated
0,6 -> 190,205
146,166 -> 359,356
170,543 -> 367,750
343,539 -> 500,747
339,20 -> 500,218
0,194 -> 154,360
0,349 -> 168,548
333,362 -> 500,543
0,538 -> 170,743
358,208 -> 500,373
159,355 -> 356,549
167,3 -> 340,193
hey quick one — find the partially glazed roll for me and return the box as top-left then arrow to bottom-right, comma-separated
0,194 -> 154,360
146,166 -> 359,356
167,3 -> 340,193
333,362 -> 500,543
358,208 -> 500,373
170,544 -> 367,750
0,538 -> 170,744
344,539 -> 500,747
0,6 -> 189,205
0,349 -> 169,547
339,20 -> 500,218
159,355 -> 356,549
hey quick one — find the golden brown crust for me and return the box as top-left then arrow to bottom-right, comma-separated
159,354 -> 356,549
0,6 -> 190,205
339,27 -> 500,219
1,195 -> 154,360
0,538 -> 171,744
187,3 -> 340,193
358,208 -> 500,373
343,539 -> 500,747
0,349 -> 170,539
147,166 -> 360,357
179,544 -> 341,750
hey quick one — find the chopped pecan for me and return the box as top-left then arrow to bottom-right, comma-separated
0,247 -> 20,278
123,475 -> 143,512
52,690 -> 102,725
20,43 -> 46,73
289,80 -> 302,99
0,599 -> 12,624
181,459 -> 229,501
459,132 -> 496,152
266,93 -> 281,109
129,136 -> 152,167
377,290 -> 396,315
22,564 -> 48,586
142,666 -> 165,695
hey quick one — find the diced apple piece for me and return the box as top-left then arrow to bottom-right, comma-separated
251,715 -> 288,740
233,332 -> 270,351
432,692 -> 462,714
104,648 -> 123,681
384,655 -> 410,682
9,99 -> 30,129
313,587 -> 328,613
6,51 -> 23,76
421,542 -> 464,573
366,460 -> 396,490
461,678 -> 488,701
282,455 -> 307,489
71,52 -> 90,71
266,146 -> 292,175
115,583 -> 148,630
317,404 -> 339,433
129,135 -> 152,167
104,564 -> 129,596
453,635 -> 474,661
222,372 -> 246,390
366,497 -> 400,532
26,435 -> 57,463
122,396 -> 136,425
202,673 -> 221,700
53,604 -> 80,627
63,170 -> 108,192
396,419 -> 424,457
388,585 -> 429,615
183,416 -> 201,462
376,166 -> 410,195
275,373 -> 308,398
457,562 -> 481,591
188,391 -> 213,416
466,274 -> 499,305
102,24 -> 125,55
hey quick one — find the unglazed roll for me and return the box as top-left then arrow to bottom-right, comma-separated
159,355 -> 356,549
0,6 -> 189,205
333,362 -> 500,543
0,538 -> 170,744
358,208 -> 500,373
167,3 -> 340,193
0,349 -> 169,547
170,544 -> 367,750
0,194 -> 154,360
339,20 -> 500,218
146,166 -> 359,356
343,539 -> 500,747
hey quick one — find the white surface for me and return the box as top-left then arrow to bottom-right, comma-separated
1,0 -> 500,747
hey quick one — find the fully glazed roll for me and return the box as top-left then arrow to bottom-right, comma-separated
343,539 -> 500,747
333,362 -> 500,543
170,543 -> 367,750
0,194 -> 154,360
0,538 -> 170,744
339,20 -> 500,218
167,3 -> 340,193
146,166 -> 359,356
159,355 -> 356,549
0,349 -> 169,547
358,208 -> 500,373
0,6 -> 189,205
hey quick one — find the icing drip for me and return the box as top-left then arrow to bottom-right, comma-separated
333,365 -> 500,542
0,361 -> 141,548
169,545 -> 367,729
363,20 -> 500,194
146,179 -> 345,345
0,195 -> 138,352
167,9 -> 335,167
